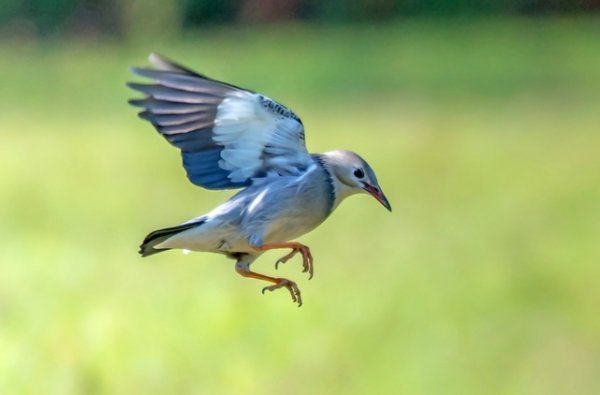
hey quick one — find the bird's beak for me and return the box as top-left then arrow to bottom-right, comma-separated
363,184 -> 392,212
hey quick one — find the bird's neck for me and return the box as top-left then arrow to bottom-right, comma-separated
313,154 -> 360,213
329,174 -> 361,211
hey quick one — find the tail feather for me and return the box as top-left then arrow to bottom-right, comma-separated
139,219 -> 205,257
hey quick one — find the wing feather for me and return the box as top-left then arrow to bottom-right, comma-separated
128,53 -> 312,190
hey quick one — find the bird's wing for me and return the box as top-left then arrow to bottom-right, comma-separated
128,53 -> 312,190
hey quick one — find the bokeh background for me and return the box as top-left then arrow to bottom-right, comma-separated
1,1 -> 600,394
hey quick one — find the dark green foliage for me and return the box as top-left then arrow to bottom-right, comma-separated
1,0 -> 76,34
1,0 -> 598,38
182,0 -> 238,25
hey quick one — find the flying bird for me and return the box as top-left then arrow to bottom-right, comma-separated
128,54 -> 391,306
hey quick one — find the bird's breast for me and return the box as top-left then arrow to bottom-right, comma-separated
262,178 -> 332,242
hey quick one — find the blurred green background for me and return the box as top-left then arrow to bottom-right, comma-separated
1,1 -> 600,394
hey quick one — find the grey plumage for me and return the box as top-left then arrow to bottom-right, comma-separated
129,54 -> 391,306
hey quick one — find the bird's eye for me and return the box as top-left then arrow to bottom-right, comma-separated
353,168 -> 365,179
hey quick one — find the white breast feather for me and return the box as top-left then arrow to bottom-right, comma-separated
247,188 -> 269,214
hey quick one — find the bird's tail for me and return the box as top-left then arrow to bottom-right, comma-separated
139,219 -> 205,257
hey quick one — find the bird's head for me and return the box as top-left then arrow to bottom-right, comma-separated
321,150 -> 391,212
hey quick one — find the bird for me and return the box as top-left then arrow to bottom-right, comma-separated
128,53 -> 391,306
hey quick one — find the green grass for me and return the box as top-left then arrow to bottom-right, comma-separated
1,18 -> 600,395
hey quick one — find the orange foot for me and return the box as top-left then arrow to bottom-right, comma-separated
256,242 -> 314,279
236,261 -> 303,307
262,278 -> 302,306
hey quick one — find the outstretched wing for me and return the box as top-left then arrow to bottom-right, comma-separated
128,53 -> 312,190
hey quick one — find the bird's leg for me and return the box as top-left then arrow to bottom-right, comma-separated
255,242 -> 314,279
235,260 -> 302,306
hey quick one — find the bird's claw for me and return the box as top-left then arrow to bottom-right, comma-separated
274,245 -> 314,280
274,256 -> 290,270
274,249 -> 298,269
262,278 -> 302,307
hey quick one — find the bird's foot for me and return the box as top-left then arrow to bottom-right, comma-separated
274,244 -> 314,279
262,278 -> 302,307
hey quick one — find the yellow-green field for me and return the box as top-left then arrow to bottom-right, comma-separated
1,19 -> 599,394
